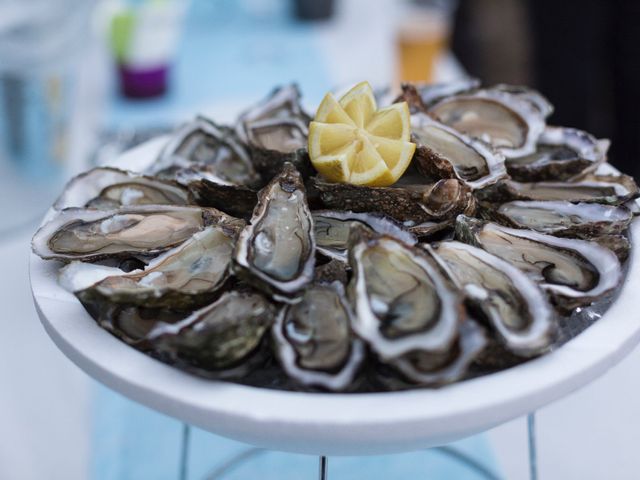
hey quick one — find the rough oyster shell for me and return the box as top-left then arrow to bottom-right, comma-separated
272,282 -> 365,391
411,112 -> 507,189
32,205 -> 235,262
507,126 -> 608,181
234,163 -> 315,299
488,200 -> 632,237
54,167 -> 193,210
347,228 -> 462,359
187,178 -> 257,219
313,210 -> 416,262
425,241 -> 556,356
398,79 -> 481,112
427,85 -> 548,158
455,215 -> 622,311
309,177 -> 476,224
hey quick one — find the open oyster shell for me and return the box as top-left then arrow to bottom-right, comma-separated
427,85 -> 549,158
234,163 -> 316,300
487,200 -> 632,238
65,223 -> 242,310
455,215 -> 622,311
313,210 -> 416,262
272,281 -> 365,391
32,205 -> 236,262
425,241 -> 556,356
411,112 -> 507,189
54,167 -> 194,210
347,228 -> 462,359
309,177 -> 476,224
398,79 -> 481,112
507,126 -> 608,181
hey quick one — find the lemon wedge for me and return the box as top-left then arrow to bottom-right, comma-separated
309,81 -> 415,187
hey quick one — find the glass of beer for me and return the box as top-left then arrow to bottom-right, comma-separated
396,4 -> 452,84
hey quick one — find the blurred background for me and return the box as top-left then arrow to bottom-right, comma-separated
2,0 -> 640,478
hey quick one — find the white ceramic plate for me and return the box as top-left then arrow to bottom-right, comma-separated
30,138 -> 640,456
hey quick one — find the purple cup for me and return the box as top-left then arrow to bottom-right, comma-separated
118,64 -> 168,99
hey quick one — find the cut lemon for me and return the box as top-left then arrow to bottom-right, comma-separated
308,81 -> 415,187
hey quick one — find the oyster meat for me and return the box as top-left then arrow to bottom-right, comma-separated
54,167 -> 193,210
348,228 -> 462,359
309,177 -> 476,224
411,112 -> 507,189
272,282 -> 365,391
32,205 -> 234,262
507,126 -> 608,181
313,210 -> 416,262
426,241 -> 556,356
234,163 -> 315,299
455,215 -> 622,311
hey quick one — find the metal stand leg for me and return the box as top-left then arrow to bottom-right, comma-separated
180,423 -> 191,480
527,413 -> 538,480
319,456 -> 328,480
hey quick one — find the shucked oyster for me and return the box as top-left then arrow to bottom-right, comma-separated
309,177 -> 476,224
398,79 -> 480,111
506,126 -> 608,181
348,228 -> 461,359
32,205 -> 235,262
425,241 -> 556,356
234,163 -> 315,299
427,85 -> 549,158
64,223 -> 242,310
147,290 -> 277,378
411,112 -> 507,189
455,215 -> 622,311
272,282 -> 365,391
150,117 -> 260,187
54,167 -> 193,210
313,210 -> 416,262
489,200 -> 632,238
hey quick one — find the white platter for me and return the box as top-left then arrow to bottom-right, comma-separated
30,138 -> 640,456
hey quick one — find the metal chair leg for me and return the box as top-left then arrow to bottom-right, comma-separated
319,455 -> 328,480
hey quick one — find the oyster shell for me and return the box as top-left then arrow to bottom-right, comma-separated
309,177 -> 476,224
54,167 -> 193,210
398,79 -> 481,111
32,205 -> 234,262
347,228 -> 462,359
507,126 -> 608,181
150,117 -> 260,187
389,320 -> 487,386
489,200 -> 632,237
68,223 -> 242,309
411,112 -> 507,189
147,290 -> 277,378
455,215 -> 622,311
427,85 -> 548,158
425,241 -> 556,356
272,282 -> 365,391
313,210 -> 416,262
234,163 -> 315,299
313,258 -> 349,284
187,178 -> 257,219
477,174 -> 639,205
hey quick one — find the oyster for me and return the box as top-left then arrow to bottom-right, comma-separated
309,177 -> 476,224
68,223 -> 241,309
411,112 -> 507,189
348,229 -> 461,359
477,174 -> 639,205
147,290 -> 277,378
234,163 -> 315,299
427,85 -> 548,158
313,258 -> 349,284
313,210 -> 416,262
187,178 -> 257,219
272,282 -> 365,391
54,167 -> 193,210
32,205 -> 234,262
425,241 -> 556,356
390,320 -> 487,386
236,85 -> 313,181
507,126 -> 608,181
150,117 -> 260,187
489,200 -> 632,237
455,216 -> 622,311
398,78 -> 480,111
